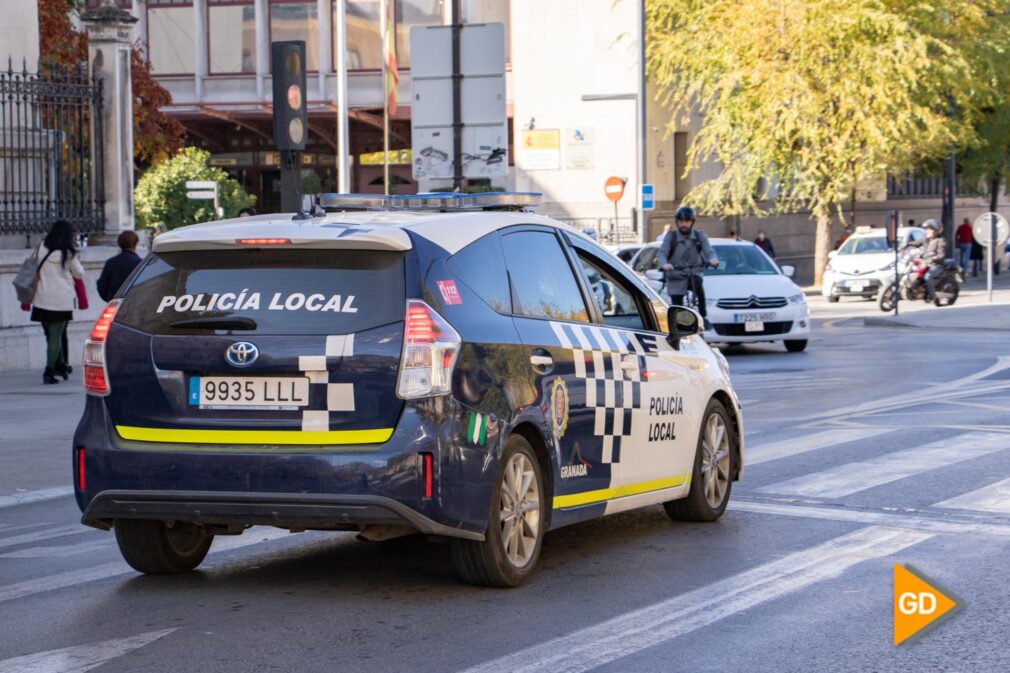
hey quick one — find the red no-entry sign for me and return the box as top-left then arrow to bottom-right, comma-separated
604,176 -> 626,203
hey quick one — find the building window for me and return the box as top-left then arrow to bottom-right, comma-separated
395,0 -> 443,69
208,0 -> 256,74
271,1 -> 320,72
335,0 -> 382,70
147,1 -> 196,75
461,0 -> 509,62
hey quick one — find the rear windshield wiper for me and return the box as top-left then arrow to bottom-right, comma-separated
170,316 -> 258,331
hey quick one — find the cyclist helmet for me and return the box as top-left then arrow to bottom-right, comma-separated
675,206 -> 697,222
922,219 -> 940,232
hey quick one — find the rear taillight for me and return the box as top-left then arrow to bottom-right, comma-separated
396,299 -> 461,399
83,300 -> 120,396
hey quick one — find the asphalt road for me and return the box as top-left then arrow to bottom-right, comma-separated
1,297 -> 1009,673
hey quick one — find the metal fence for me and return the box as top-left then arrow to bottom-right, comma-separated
0,61 -> 104,237
886,173 -> 971,199
554,216 -> 638,246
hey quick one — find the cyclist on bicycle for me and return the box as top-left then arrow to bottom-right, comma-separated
657,206 -> 719,327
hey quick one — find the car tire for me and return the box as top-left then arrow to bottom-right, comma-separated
115,519 -> 213,574
784,339 -> 808,352
827,296 -> 840,303
450,434 -> 546,587
664,398 -> 735,522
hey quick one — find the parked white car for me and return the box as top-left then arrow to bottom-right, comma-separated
822,226 -> 924,302
630,239 -> 811,352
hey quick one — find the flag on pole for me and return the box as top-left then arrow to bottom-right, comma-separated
381,0 -> 398,117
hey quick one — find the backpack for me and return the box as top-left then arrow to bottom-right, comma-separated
666,230 -> 705,260
11,246 -> 53,305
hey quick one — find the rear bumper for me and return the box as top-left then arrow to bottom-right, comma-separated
82,489 -> 483,541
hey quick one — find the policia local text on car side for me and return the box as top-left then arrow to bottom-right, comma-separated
72,192 -> 744,587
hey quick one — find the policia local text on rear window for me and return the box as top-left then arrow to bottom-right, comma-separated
115,249 -> 405,335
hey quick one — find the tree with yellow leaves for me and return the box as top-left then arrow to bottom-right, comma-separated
647,0 -> 1010,283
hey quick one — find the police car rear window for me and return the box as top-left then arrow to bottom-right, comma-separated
116,249 -> 405,335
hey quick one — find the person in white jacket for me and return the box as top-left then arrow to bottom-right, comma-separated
31,220 -> 85,384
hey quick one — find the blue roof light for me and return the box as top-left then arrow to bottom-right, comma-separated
318,192 -> 542,212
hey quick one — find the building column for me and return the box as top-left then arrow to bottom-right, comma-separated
193,0 -> 207,100
81,2 -> 137,237
131,0 -> 148,58
318,0 -> 333,99
255,0 -> 269,101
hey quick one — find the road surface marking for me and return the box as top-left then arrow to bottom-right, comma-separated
0,528 -> 297,605
457,526 -> 930,673
934,476 -> 1010,514
757,431 -> 1008,498
0,487 -> 73,510
0,628 -> 174,673
0,540 -> 110,559
747,428 -> 892,465
731,500 -> 1010,537
0,525 -> 93,551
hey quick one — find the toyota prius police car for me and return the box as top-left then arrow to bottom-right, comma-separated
74,192 -> 744,586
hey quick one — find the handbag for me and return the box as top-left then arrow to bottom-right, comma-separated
11,246 -> 53,305
74,277 -> 89,310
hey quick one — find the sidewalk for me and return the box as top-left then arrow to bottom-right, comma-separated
813,270 -> 1010,331
0,369 -> 83,499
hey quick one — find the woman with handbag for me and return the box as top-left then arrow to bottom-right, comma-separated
30,220 -> 87,384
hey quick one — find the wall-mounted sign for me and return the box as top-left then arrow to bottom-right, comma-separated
566,127 -> 594,169
519,129 -> 561,170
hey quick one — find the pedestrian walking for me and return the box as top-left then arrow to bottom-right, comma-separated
970,238 -> 984,277
97,230 -> 142,302
29,220 -> 87,384
238,207 -> 257,217
754,229 -> 776,258
834,226 -> 851,250
956,217 -> 973,271
728,229 -> 739,240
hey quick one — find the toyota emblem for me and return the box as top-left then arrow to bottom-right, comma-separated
226,341 -> 259,367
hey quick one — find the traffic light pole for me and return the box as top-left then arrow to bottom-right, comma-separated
451,2 -> 462,192
280,149 -> 304,215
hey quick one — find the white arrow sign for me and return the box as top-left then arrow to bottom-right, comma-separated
185,180 -> 217,190
186,191 -> 217,200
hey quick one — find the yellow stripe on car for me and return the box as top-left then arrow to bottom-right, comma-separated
116,425 -> 394,446
553,473 -> 691,509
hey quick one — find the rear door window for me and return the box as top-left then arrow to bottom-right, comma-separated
116,249 -> 405,335
500,230 -> 589,322
447,232 -> 511,313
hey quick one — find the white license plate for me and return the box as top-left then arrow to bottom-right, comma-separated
189,376 -> 310,410
849,282 -> 866,292
734,312 -> 775,323
744,321 -> 765,333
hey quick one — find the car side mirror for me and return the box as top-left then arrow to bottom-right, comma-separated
827,250 -> 837,260
666,306 -> 701,349
644,269 -> 663,281
781,265 -> 795,278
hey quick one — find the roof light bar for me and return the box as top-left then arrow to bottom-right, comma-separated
318,192 -> 542,212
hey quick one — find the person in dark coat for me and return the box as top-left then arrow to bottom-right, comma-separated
754,229 -> 776,258
97,230 -> 142,302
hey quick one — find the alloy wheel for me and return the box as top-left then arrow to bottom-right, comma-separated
498,452 -> 541,568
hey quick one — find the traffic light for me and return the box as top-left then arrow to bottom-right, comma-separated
272,41 -> 307,151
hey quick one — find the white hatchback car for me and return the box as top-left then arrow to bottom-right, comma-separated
822,226 -> 924,302
630,239 -> 811,352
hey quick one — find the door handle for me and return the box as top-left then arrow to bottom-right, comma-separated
530,349 -> 554,373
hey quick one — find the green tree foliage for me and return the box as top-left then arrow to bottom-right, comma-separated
134,148 -> 255,230
647,0 -> 1010,283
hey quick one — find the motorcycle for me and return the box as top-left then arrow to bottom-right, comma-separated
877,245 -> 963,312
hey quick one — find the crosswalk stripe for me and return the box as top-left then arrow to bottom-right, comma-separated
0,540 -> 110,560
0,528 -> 298,605
757,431 -> 1009,498
934,476 -> 1010,514
456,526 -> 931,673
0,487 -> 73,510
747,428 -> 892,465
0,525 -> 90,551
732,499 -> 1010,537
0,628 -> 175,673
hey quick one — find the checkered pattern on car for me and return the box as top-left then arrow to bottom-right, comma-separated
550,322 -> 651,464
297,334 -> 356,431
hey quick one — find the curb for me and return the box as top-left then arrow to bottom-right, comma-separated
862,317 -> 1010,332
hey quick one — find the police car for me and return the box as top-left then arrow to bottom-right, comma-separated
74,192 -> 744,587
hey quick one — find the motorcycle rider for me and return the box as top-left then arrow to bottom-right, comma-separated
658,206 -> 719,326
920,219 -> 947,301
